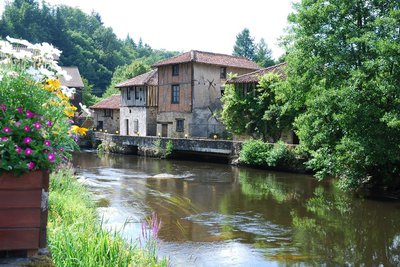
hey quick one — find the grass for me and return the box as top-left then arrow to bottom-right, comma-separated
47,167 -> 167,267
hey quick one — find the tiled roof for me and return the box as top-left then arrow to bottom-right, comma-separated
226,62 -> 287,84
59,66 -> 84,88
115,69 -> 158,88
152,50 -> 261,70
90,94 -> 120,110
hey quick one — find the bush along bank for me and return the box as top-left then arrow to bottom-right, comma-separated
239,140 -> 308,173
47,167 -> 167,267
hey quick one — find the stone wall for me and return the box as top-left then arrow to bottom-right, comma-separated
93,109 -> 120,134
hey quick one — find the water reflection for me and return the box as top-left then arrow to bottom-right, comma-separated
73,151 -> 400,266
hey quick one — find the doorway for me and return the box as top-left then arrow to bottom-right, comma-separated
161,124 -> 168,137
125,119 -> 129,136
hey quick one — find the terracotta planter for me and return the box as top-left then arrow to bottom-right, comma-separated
0,170 -> 49,256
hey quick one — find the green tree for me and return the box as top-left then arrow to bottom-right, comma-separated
81,78 -> 100,107
284,0 -> 400,191
220,73 -> 288,141
0,0 -> 177,96
102,60 -> 151,98
254,38 -> 275,67
232,28 -> 255,60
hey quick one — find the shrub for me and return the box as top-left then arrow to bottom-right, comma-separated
239,139 -> 298,170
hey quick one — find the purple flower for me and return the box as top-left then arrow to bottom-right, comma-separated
23,137 -> 32,144
17,107 -> 23,113
59,147 -> 64,152
47,153 -> 55,162
44,140 -> 51,146
23,125 -> 31,132
0,104 -> 7,111
0,137 -> 8,141
33,122 -> 41,129
24,148 -> 33,156
15,146 -> 22,154
74,136 -> 79,142
26,110 -> 34,118
15,121 -> 21,127
2,126 -> 11,133
27,162 -> 35,170
68,120 -> 74,124
46,120 -> 52,127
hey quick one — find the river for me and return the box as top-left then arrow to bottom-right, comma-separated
73,151 -> 400,266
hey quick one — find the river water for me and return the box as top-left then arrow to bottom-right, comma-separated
73,151 -> 400,266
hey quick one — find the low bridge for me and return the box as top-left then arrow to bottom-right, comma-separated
92,132 -> 242,162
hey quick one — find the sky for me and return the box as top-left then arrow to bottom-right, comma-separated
0,0 -> 297,59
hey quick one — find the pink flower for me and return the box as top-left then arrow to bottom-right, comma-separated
47,153 -> 55,162
27,162 -> 35,170
23,137 -> 32,144
15,121 -> 21,127
0,137 -> 8,141
15,146 -> 22,154
44,140 -> 51,146
46,120 -> 52,127
17,107 -> 23,113
0,104 -> 7,111
59,147 -> 64,152
26,110 -> 34,118
33,122 -> 41,129
23,125 -> 31,132
24,148 -> 33,156
2,126 -> 11,133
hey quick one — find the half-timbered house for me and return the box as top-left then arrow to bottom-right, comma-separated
152,50 -> 261,138
116,69 -> 158,136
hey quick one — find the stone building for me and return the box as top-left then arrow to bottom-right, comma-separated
90,94 -> 120,134
116,69 -> 158,136
152,50 -> 261,138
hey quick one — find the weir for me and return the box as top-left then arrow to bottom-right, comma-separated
92,132 -> 242,161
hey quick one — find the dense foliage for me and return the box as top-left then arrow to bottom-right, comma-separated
233,28 -> 275,67
284,0 -> 400,191
240,139 -> 297,170
0,0 -> 177,95
220,73 -> 289,141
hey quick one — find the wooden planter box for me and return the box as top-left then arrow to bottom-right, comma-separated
0,170 -> 49,256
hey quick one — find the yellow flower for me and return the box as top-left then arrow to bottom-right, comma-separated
71,125 -> 88,136
64,104 -> 77,117
44,79 -> 61,92
56,90 -> 69,101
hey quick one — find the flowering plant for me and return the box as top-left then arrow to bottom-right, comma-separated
0,37 -> 88,175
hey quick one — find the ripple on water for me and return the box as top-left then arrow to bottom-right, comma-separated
185,211 -> 291,240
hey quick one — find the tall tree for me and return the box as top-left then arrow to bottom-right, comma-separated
233,28 -> 255,60
255,38 -> 275,67
284,0 -> 400,191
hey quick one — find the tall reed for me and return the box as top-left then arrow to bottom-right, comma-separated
47,167 -> 167,267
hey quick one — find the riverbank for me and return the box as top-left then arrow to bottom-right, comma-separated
47,167 -> 167,267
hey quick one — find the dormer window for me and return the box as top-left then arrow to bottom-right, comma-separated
172,64 -> 179,76
220,67 -> 227,79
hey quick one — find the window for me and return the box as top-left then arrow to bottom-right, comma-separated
127,88 -> 131,100
220,67 -> 227,79
104,109 -> 112,117
171,84 -> 180,104
176,119 -> 184,132
220,86 -> 225,96
135,87 -> 139,100
172,64 -> 179,76
134,119 -> 139,133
